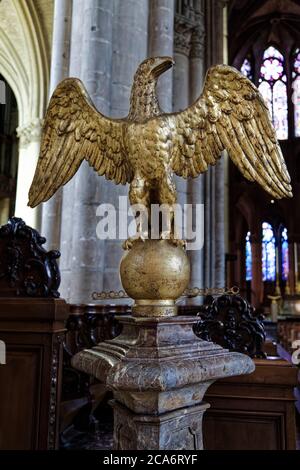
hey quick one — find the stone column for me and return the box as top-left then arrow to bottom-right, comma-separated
60,0 -> 150,302
48,0 -> 72,97
41,0 -> 72,251
59,0 -> 84,300
172,2 -> 206,292
204,168 -> 215,287
172,17 -> 190,215
173,25 -> 190,112
15,119 -> 43,229
204,0 -> 227,288
148,0 -> 175,112
214,162 -> 225,288
62,0 -> 114,303
188,22 -> 205,291
214,1 -> 228,288
189,26 -> 205,104
101,0 -> 149,292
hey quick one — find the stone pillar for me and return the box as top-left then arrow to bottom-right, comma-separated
101,0 -> 149,292
15,119 -> 43,229
172,17 -> 190,215
215,1 -> 230,288
61,0 -> 114,303
204,0 -> 227,288
172,2 -> 206,292
48,0 -> 72,97
60,0 -> 150,302
204,168 -> 215,287
110,0 -> 149,118
148,0 -> 175,112
173,25 -> 190,112
59,0 -> 84,300
189,26 -> 205,104
214,162 -> 225,288
41,0 -> 72,251
188,22 -> 205,291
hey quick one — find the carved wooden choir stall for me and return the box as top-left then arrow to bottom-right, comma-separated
0,218 -> 68,449
196,295 -> 299,450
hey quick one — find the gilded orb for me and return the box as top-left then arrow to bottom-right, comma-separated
120,239 -> 190,317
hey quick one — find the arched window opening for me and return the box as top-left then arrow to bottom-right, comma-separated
262,222 -> 276,282
292,47 -> 300,137
245,224 -> 289,285
245,231 -> 252,281
241,56 -> 253,80
281,226 -> 289,281
258,46 -> 288,140
0,75 -> 18,225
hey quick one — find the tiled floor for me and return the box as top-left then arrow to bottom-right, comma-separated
61,422 -> 113,450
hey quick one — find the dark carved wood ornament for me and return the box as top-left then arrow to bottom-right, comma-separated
195,294 -> 266,358
0,217 -> 60,297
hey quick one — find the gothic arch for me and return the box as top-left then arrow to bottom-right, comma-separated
228,0 -> 300,305
0,0 -> 53,227
0,0 -> 50,128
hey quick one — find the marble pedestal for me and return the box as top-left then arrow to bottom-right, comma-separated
72,315 -> 254,450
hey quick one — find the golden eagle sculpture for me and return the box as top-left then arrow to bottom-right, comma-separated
28,56 -> 292,238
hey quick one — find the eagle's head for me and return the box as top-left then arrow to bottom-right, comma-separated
136,56 -> 174,79
128,57 -> 174,121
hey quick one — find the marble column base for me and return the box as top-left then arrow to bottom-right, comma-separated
111,399 -> 209,450
72,315 -> 254,450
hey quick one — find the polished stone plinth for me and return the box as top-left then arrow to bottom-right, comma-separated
72,315 -> 254,450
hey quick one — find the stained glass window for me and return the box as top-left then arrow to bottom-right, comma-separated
292,48 -> 300,137
262,222 -> 276,281
245,231 -> 252,281
241,57 -> 253,80
258,46 -> 288,140
281,227 -> 289,281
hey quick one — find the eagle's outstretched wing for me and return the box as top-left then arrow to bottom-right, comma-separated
170,65 -> 292,199
28,78 -> 132,208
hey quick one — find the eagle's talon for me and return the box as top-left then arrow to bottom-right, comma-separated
160,230 -> 172,241
160,232 -> 187,249
175,239 -> 187,249
122,233 -> 148,250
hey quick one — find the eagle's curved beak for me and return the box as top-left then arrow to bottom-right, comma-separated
152,57 -> 174,77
